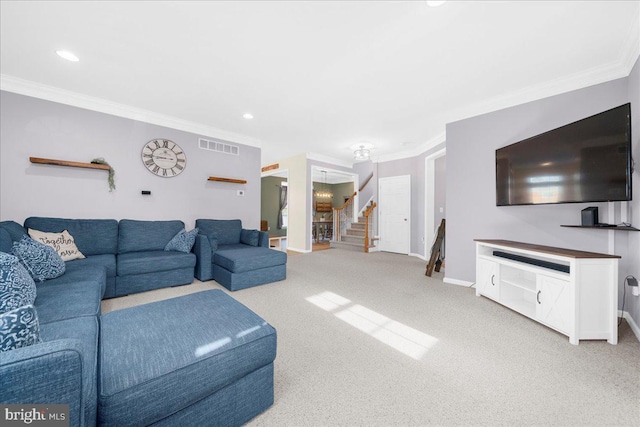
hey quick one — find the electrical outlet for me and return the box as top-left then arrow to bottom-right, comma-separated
629,276 -> 639,297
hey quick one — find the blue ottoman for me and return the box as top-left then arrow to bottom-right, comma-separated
214,247 -> 287,291
98,290 -> 277,426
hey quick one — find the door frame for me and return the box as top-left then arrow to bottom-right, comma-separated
261,168 -> 289,248
424,148 -> 446,258
378,174 -> 411,254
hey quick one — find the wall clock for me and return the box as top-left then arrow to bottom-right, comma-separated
141,139 -> 187,177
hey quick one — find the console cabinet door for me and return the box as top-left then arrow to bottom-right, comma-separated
477,259 -> 499,300
535,275 -> 572,334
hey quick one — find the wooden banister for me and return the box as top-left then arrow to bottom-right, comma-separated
364,202 -> 377,253
359,173 -> 374,192
338,192 -> 357,210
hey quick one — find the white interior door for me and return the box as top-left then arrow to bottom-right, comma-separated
379,175 -> 411,254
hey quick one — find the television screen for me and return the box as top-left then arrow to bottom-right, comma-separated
496,103 -> 632,206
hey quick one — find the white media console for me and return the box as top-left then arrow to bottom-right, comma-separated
475,240 -> 619,345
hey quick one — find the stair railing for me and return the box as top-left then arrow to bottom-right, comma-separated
332,191 -> 356,243
359,172 -> 374,192
364,202 -> 377,253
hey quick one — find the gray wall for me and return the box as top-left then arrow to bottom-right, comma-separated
445,75 -> 635,312
434,155 -> 447,231
378,143 -> 446,256
0,91 -> 261,228
261,176 -> 287,237
625,57 -> 639,327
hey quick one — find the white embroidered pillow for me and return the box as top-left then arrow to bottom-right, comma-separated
27,229 -> 86,262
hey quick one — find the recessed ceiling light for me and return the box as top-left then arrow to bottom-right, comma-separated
56,50 -> 79,62
242,113 -> 254,120
427,1 -> 446,7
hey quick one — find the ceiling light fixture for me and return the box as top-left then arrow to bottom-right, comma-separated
56,50 -> 79,62
354,145 -> 371,161
242,113 -> 254,120
316,170 -> 333,199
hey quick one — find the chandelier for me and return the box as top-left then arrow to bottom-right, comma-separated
316,171 -> 333,199
354,145 -> 371,161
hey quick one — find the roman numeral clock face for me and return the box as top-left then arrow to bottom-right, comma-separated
141,139 -> 187,177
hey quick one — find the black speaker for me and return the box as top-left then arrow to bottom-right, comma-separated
581,207 -> 598,226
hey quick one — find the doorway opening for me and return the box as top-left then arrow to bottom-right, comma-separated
310,166 -> 358,252
261,169 -> 288,252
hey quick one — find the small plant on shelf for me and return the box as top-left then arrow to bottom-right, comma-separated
91,158 -> 116,191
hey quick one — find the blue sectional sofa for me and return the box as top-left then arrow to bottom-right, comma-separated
0,218 -> 278,426
193,219 -> 287,291
14,217 -> 196,298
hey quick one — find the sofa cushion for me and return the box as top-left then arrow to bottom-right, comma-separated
28,228 -> 85,261
117,251 -> 196,276
0,221 -> 28,246
0,229 -> 14,253
165,228 -> 199,253
215,247 -> 287,274
65,254 -> 116,282
98,290 -> 276,426
0,305 -> 41,352
0,253 -> 36,314
240,229 -> 259,247
12,236 -> 66,282
35,273 -> 105,324
39,316 -> 99,427
24,217 -> 118,256
195,219 -> 242,245
118,220 -> 185,253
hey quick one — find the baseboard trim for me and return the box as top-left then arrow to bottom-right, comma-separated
287,247 -> 311,254
444,277 -> 474,287
409,252 -> 427,261
620,310 -> 640,342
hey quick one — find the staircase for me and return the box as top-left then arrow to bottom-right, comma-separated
331,205 -> 377,253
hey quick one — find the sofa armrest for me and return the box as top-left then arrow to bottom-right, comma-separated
0,339 -> 86,427
258,231 -> 269,248
193,234 -> 214,281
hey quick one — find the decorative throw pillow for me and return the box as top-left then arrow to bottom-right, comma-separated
0,253 -> 36,314
11,236 -> 66,282
164,228 -> 199,253
0,304 -> 41,352
28,228 -> 85,262
240,229 -> 259,247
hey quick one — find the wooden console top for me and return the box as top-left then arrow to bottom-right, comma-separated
474,239 -> 621,259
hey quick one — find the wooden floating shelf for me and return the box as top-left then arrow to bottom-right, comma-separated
561,225 -> 639,232
207,176 -> 247,184
30,157 -> 110,171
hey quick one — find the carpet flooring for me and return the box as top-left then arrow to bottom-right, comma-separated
101,249 -> 640,427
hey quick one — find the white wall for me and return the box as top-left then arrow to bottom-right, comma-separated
270,153 -> 308,252
0,91 -> 261,229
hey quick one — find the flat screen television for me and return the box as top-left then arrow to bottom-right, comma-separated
496,103 -> 632,206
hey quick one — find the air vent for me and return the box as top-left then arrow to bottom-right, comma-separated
198,138 -> 240,156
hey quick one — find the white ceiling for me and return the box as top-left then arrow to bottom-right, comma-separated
1,1 -> 638,167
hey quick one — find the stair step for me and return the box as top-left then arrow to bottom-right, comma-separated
341,235 -> 364,244
346,228 -> 366,237
350,222 -> 366,230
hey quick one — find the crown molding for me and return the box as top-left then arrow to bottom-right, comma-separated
619,8 -> 640,74
0,74 -> 262,148
375,132 -> 447,164
306,152 -> 354,169
450,56 -> 637,128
